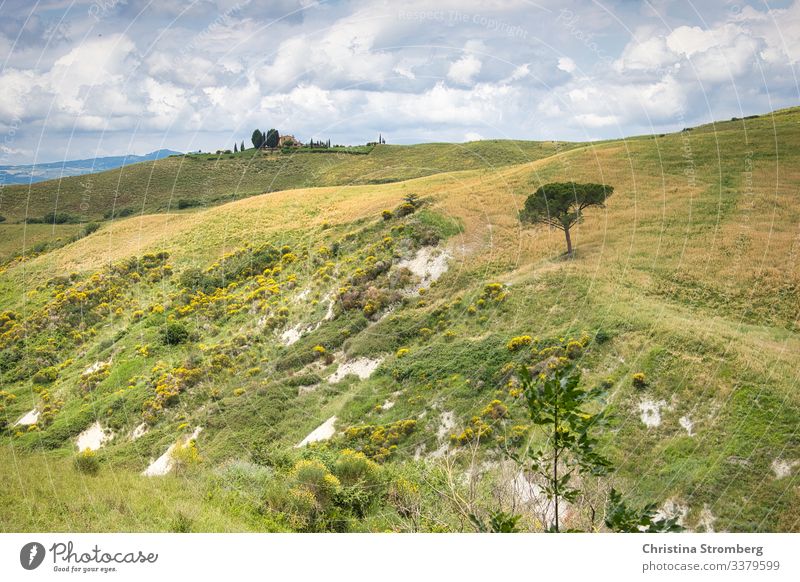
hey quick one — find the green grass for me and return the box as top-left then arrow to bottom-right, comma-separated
0,447 -> 277,532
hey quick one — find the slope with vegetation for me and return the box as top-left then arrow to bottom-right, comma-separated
0,108 -> 798,532
0,140 -> 577,264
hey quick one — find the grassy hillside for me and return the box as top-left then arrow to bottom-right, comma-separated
0,109 -> 798,532
0,140 -> 577,263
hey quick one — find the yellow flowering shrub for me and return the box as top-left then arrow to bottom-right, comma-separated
482,282 -> 507,302
172,438 -> 201,472
142,363 -> 204,422
450,416 -> 493,446
291,459 -> 341,506
74,449 -> 100,475
480,399 -> 509,420
343,419 -> 417,462
507,335 -> 533,351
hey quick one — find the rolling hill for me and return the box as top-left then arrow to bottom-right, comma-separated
0,108 -> 798,533
0,140 -> 578,266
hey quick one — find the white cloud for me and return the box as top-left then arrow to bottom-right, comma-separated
505,63 -> 530,81
145,78 -> 187,119
557,57 -> 576,74
614,12 -> 791,85
615,34 -> 675,72
393,61 -> 416,80
50,34 -> 139,112
574,113 -> 618,128
666,26 -> 721,57
738,2 -> 800,64
0,144 -> 26,155
447,55 -> 482,86
0,69 -> 37,119
260,11 -> 395,89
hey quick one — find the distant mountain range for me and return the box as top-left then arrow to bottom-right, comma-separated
0,149 -> 182,185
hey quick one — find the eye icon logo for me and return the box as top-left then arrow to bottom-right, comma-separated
20,542 -> 46,570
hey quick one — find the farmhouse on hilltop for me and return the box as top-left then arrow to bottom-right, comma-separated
278,134 -> 301,147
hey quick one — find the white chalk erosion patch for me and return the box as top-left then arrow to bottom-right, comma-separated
324,298 -> 336,321
76,422 -> 112,452
327,357 -> 383,383
142,426 -> 203,477
429,411 -> 456,458
654,498 -> 689,527
15,409 -> 40,426
280,322 -> 320,346
296,416 -> 337,447
639,399 -> 668,428
679,415 -> 695,436
771,458 -> 798,479
381,400 -> 395,410
437,411 -> 455,440
280,323 -> 305,346
397,247 -> 451,288
82,360 -> 110,376
697,504 -> 716,533
131,422 -> 148,441
512,470 -> 559,527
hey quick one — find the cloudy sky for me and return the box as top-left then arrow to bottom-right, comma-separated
0,0 -> 798,164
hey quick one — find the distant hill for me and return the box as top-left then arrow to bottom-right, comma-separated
0,149 -> 182,185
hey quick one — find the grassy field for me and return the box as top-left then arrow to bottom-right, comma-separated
0,140 -> 576,224
0,108 -> 798,532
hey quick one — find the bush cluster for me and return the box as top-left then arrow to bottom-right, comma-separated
343,419 -> 417,462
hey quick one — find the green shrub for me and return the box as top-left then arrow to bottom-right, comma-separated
36,211 -> 77,224
73,450 -> 100,475
32,366 -> 58,384
212,459 -> 274,492
177,199 -> 201,210
291,459 -> 341,506
396,203 -> 416,217
334,450 -> 383,516
632,372 -> 647,390
334,449 -> 381,487
160,322 -> 190,345
595,329 -> 612,344
170,511 -> 194,532
80,222 -> 101,237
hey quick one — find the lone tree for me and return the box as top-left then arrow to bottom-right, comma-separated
251,129 -> 264,149
519,182 -> 613,256
265,128 -> 279,148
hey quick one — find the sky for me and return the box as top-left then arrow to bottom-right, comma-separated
0,0 -> 798,164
